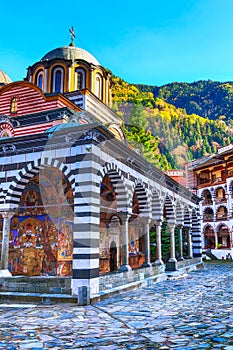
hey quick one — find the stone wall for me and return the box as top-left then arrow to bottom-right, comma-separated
177,257 -> 203,270
0,258 -> 203,297
0,276 -> 71,294
99,258 -> 203,292
99,264 -> 166,291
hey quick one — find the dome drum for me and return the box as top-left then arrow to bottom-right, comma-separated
26,45 -> 112,106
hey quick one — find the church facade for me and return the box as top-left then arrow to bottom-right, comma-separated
0,38 -> 201,299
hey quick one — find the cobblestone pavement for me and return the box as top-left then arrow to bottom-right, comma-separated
1,262 -> 233,349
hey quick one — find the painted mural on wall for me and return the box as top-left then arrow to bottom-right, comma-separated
0,168 -> 74,276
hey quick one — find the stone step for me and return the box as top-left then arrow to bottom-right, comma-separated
0,291 -> 78,304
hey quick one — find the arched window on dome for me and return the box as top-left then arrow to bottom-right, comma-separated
95,73 -> 103,100
75,68 -> 86,90
10,97 -> 18,114
36,70 -> 44,90
51,67 -> 64,93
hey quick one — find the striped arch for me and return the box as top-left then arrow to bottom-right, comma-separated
216,222 -> 230,233
203,224 -> 215,249
4,157 -> 72,206
176,201 -> 184,226
214,186 -> 226,201
215,223 -> 230,248
203,205 -> 213,211
200,188 -> 213,205
132,180 -> 150,217
202,223 -> 214,233
151,188 -> 163,220
163,194 -> 175,223
200,188 -> 211,198
216,204 -> 228,213
214,185 -> 225,193
99,164 -> 129,211
216,205 -> 228,221
191,208 -> 202,257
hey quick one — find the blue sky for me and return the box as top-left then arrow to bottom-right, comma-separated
1,0 -> 233,86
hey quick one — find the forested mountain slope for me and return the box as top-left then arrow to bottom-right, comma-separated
112,76 -> 233,170
137,80 -> 233,122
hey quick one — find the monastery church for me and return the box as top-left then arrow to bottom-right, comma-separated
0,33 -> 201,301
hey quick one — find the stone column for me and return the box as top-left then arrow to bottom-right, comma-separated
141,217 -> 152,267
165,222 -> 177,271
0,211 -> 14,276
118,213 -> 131,272
178,225 -> 184,261
155,220 -> 163,265
228,191 -> 232,221
214,230 -> 218,249
187,227 -> 193,259
168,222 -> 177,263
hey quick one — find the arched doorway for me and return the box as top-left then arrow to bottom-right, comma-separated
99,175 -> 118,274
128,185 -> 148,268
216,206 -> 228,221
110,241 -> 117,272
215,187 -> 226,204
8,167 -> 74,276
217,224 -> 230,249
203,225 -> 215,249
202,189 -> 213,205
99,169 -> 128,274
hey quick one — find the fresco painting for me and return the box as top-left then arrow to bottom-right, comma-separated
0,168 -> 74,276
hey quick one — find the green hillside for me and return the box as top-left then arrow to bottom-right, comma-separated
112,76 -> 233,171
137,80 -> 233,122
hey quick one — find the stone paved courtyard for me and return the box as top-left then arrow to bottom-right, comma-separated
1,262 -> 233,349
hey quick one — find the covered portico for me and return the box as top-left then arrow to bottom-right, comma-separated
0,122 -> 201,302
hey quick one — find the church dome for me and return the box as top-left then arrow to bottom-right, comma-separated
41,46 -> 100,66
0,69 -> 12,85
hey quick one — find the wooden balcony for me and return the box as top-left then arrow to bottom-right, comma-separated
199,178 -> 211,185
198,177 -> 225,189
227,170 -> 233,178
212,177 -> 224,184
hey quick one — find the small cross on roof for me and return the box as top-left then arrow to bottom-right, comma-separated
69,26 -> 75,45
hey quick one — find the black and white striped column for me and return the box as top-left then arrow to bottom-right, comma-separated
71,151 -> 101,297
191,209 -> 202,257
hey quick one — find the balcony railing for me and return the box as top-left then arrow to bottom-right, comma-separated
199,178 -> 210,184
203,199 -> 213,206
216,214 -> 228,221
203,214 -> 214,222
215,197 -> 227,204
212,177 -> 223,183
198,176 -> 225,187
